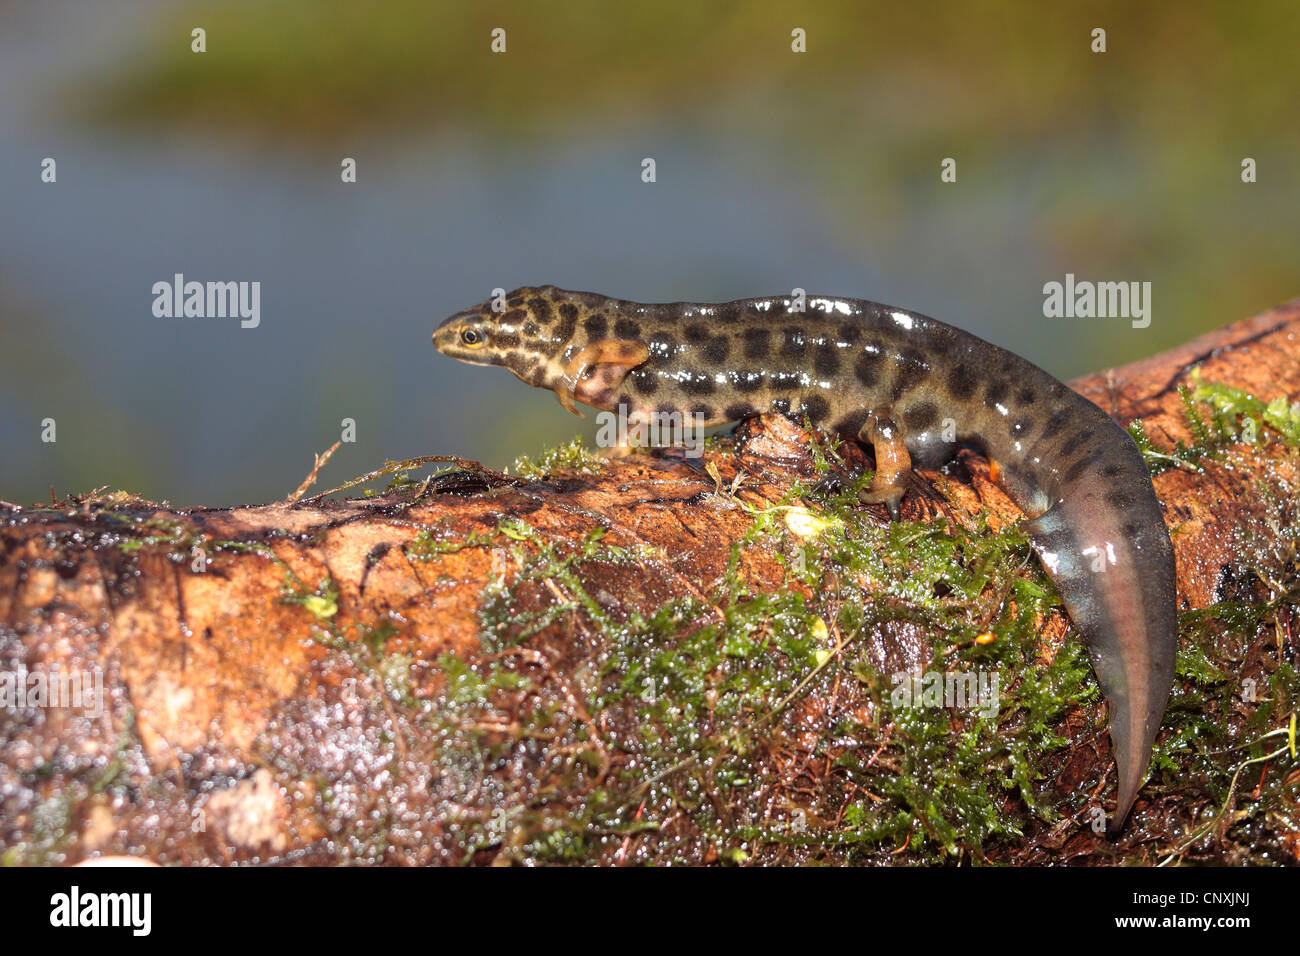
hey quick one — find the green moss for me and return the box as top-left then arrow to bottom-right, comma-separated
510,437 -> 607,481
1189,368 -> 1300,448
108,513 -> 205,558
279,574 -> 339,624
407,525 -> 501,560
1128,370 -> 1300,475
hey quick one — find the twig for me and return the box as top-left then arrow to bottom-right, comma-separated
300,454 -> 505,502
286,441 -> 342,503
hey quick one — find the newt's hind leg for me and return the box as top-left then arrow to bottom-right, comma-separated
858,414 -> 911,520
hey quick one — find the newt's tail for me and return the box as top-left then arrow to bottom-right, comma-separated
1019,443 -> 1177,833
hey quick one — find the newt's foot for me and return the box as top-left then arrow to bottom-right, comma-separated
858,484 -> 905,520
854,412 -> 911,521
811,468 -> 905,519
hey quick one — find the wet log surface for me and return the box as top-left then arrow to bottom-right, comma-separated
2,302 -> 1299,866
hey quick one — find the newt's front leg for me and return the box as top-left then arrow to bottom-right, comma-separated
556,338 -> 651,417
857,413 -> 910,520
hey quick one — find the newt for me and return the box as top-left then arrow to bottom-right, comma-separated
432,286 -> 1178,833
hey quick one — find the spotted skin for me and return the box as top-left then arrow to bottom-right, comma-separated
433,286 -> 1178,833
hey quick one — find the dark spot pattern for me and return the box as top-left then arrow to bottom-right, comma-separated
702,336 -> 730,364
1106,489 -> 1136,510
508,296 -> 525,308
926,334 -> 954,358
1058,428 -> 1095,460
584,313 -> 608,338
834,411 -> 870,437
1063,450 -> 1103,484
947,363 -> 979,400
681,373 -> 716,396
743,327 -> 770,360
985,380 -> 1010,406
527,297 -> 550,321
496,330 -> 521,350
614,317 -> 641,339
1016,387 -> 1037,406
724,402 -> 757,420
1101,463 -> 1124,478
523,321 -> 540,337
903,401 -> 939,430
854,352 -> 883,387
890,348 -> 930,400
800,395 -> 830,423
814,347 -> 840,377
689,403 -> 714,421
770,398 -> 792,415
555,308 -> 578,342
735,371 -> 765,393
630,369 -> 659,395
648,332 -> 677,358
683,323 -> 708,341
1042,408 -> 1073,439
781,327 -> 807,357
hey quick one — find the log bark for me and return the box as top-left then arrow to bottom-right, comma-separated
2,301 -> 1299,866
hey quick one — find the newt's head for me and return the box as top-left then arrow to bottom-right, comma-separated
432,287 -> 565,388
434,286 -> 651,418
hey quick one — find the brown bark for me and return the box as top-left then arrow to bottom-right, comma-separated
2,301 -> 1298,865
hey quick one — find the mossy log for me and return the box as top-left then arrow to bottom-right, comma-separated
3,301 -> 1299,866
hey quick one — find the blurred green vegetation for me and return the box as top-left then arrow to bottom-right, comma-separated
84,0 -> 1300,367
87,1 -> 1300,148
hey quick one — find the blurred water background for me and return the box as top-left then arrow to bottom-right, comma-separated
1,0 -> 1297,505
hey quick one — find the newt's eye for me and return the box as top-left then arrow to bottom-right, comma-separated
460,327 -> 484,347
